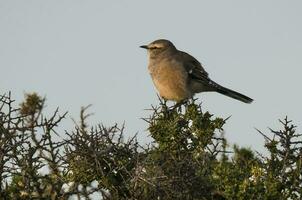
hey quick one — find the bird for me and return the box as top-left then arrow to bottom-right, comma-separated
140,39 -> 253,104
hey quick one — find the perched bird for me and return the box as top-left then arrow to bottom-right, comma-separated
140,39 -> 253,103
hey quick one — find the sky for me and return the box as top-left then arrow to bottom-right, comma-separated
1,0 -> 302,153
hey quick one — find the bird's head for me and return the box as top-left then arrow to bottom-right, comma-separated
140,39 -> 177,58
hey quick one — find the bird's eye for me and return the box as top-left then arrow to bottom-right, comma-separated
150,46 -> 158,49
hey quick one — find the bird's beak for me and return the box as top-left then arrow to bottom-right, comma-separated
140,45 -> 149,49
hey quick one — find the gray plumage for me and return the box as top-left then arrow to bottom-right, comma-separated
140,39 -> 253,103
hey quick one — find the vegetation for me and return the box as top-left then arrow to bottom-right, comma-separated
0,92 -> 301,199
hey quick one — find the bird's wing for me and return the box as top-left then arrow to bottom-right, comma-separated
179,51 -> 210,83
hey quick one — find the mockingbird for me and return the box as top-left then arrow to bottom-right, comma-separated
140,39 -> 253,104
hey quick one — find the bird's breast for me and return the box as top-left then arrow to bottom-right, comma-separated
148,61 -> 191,101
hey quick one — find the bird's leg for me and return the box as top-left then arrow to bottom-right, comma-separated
172,99 -> 188,112
162,98 -> 169,110
157,94 -> 167,108
158,96 -> 171,115
162,98 -> 168,105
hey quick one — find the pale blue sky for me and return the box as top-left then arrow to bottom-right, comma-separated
1,0 -> 302,152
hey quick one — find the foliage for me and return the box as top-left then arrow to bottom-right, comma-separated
0,93 -> 301,199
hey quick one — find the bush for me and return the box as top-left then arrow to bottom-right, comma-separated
0,93 -> 301,199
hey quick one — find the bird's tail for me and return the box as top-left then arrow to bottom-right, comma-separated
211,81 -> 253,104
